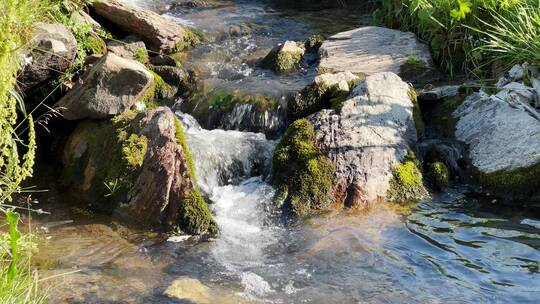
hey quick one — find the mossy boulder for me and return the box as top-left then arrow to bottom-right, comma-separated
261,41 -> 305,74
272,119 -> 336,216
453,91 -> 540,198
288,71 -> 360,119
61,107 -> 217,235
308,72 -> 427,209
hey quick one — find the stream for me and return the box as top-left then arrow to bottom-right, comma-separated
33,1 -> 540,303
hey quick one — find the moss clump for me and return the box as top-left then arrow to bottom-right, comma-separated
173,28 -> 203,53
272,119 -> 336,216
174,117 -> 218,235
408,86 -> 425,136
174,117 -> 197,184
478,162 -> 540,197
120,133 -> 148,168
138,69 -> 176,108
387,150 -> 426,203
178,191 -> 219,236
134,47 -> 149,63
428,161 -> 450,189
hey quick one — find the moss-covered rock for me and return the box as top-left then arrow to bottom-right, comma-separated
288,71 -> 360,119
181,90 -> 284,136
272,119 -> 336,216
428,161 -> 450,189
304,34 -> 325,53
62,107 -> 217,235
387,150 -> 427,203
262,41 -> 305,74
173,28 -> 203,53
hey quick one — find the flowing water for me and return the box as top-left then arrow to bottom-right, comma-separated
33,1 -> 540,303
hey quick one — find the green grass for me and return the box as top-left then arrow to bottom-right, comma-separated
375,0 -> 540,76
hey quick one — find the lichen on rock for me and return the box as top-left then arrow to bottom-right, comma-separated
272,119 -> 336,216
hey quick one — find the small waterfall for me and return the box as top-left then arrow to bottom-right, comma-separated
178,112 -> 282,297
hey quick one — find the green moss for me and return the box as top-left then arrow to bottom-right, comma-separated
172,28 -> 203,53
178,190 -> 219,236
428,161 -> 450,188
174,117 -> 218,235
138,69 -> 176,108
174,117 -> 197,185
134,47 -> 149,63
387,150 -> 426,203
478,162 -> 540,197
121,133 -> 148,168
408,86 -> 425,136
272,119 -> 336,216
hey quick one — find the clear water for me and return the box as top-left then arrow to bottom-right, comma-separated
35,1 -> 540,303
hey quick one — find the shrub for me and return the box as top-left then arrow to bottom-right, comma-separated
375,0 -> 540,76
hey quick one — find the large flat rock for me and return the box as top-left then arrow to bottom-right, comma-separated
318,26 -> 437,83
92,0 -> 188,52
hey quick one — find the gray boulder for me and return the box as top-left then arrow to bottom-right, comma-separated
309,72 -> 427,208
318,26 -> 437,84
56,52 -> 154,120
92,0 -> 191,52
19,23 -> 77,91
453,91 -> 540,196
61,107 -> 218,234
